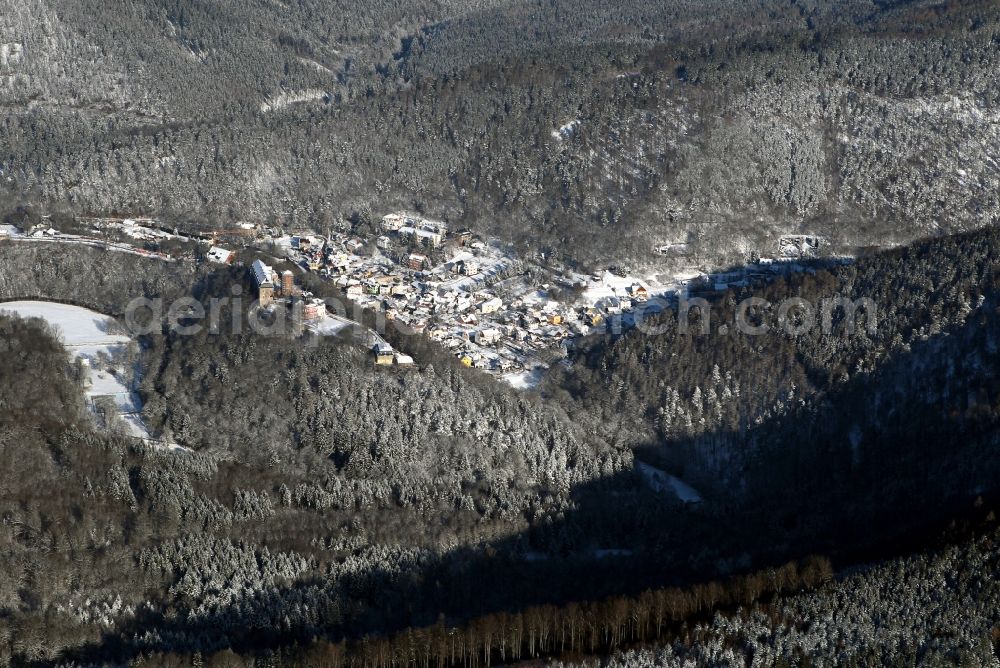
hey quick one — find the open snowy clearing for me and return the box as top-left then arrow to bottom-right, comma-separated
0,301 -> 180,448
576,270 -> 670,307
502,366 -> 546,390
0,301 -> 130,348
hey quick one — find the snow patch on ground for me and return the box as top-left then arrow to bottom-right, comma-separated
308,313 -> 353,336
0,301 -> 129,347
0,43 -> 23,68
577,270 -> 663,306
298,57 -> 336,77
260,89 -> 327,112
637,462 -> 703,503
552,119 -> 580,140
502,366 -> 545,390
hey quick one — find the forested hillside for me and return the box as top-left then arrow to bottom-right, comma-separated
549,225 -> 1000,562
4,0 -> 1000,662
1,222 -> 1000,663
3,0 -> 1000,264
556,521 -> 1000,667
0,246 -> 645,663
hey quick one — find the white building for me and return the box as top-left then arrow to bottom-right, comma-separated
479,297 -> 503,314
207,246 -> 233,264
382,213 -> 409,231
474,328 -> 502,345
400,226 -> 443,248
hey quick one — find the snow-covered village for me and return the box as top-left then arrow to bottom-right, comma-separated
1,211 -> 828,389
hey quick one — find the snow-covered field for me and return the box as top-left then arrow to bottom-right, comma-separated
0,301 -> 162,444
552,119 -> 581,139
0,301 -> 129,348
260,88 -> 327,112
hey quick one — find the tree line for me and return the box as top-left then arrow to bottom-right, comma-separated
142,555 -> 834,668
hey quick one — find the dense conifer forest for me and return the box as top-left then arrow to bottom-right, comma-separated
3,0 -> 1000,664
3,0 -> 1000,264
0,220 -> 999,664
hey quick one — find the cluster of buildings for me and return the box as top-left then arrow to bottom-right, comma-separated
240,215 -> 838,378
277,214 -> 671,376
35,211 -> 839,383
250,259 -> 325,320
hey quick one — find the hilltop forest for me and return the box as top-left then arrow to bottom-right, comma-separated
2,0 -> 1000,265
2,0 -> 1000,664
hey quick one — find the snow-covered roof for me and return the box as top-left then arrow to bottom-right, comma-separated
207,246 -> 232,263
252,259 -> 274,287
400,226 -> 442,240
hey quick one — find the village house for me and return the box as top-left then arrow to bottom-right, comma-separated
302,298 -> 324,321
629,284 -> 649,300
600,296 -> 623,315
400,226 -> 443,248
374,275 -> 396,293
479,297 -> 503,314
423,220 -> 448,235
585,309 -> 604,326
454,228 -> 473,246
207,246 -> 234,264
328,255 -> 352,274
381,213 -> 408,231
373,342 -> 394,365
409,253 -> 429,271
474,328 -> 502,345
